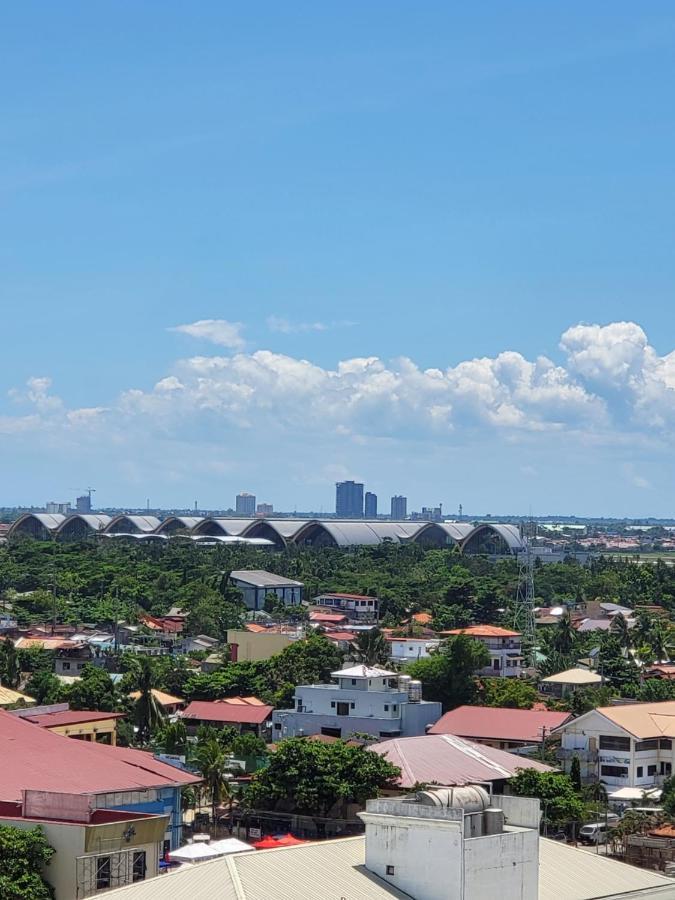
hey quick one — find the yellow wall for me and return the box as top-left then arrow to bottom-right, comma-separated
47,717 -> 119,745
227,629 -> 293,661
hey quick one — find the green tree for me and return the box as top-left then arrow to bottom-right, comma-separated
570,756 -> 582,792
0,824 -> 55,900
353,628 -> 390,667
568,685 -> 616,717
0,640 -> 20,688
194,738 -> 232,828
661,775 -> 675,821
477,677 -> 537,709
132,658 -> 165,744
407,634 -> 489,710
551,611 -> 576,654
509,769 -> 585,829
244,738 -> 400,817
24,670 -> 63,706
153,720 -> 188,755
67,665 -> 119,712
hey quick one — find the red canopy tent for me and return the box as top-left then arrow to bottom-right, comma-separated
252,836 -> 281,849
275,833 -> 307,846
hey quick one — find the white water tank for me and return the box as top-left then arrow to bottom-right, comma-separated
398,674 -> 412,692
408,680 -> 422,702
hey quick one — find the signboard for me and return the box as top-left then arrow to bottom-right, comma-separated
248,827 -> 262,840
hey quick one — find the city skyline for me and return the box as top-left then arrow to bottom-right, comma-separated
4,6 -> 675,515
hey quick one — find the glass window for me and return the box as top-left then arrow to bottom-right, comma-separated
132,851 -> 146,883
601,765 -> 628,778
96,857 -> 111,890
384,704 -> 389,711
599,735 -> 630,751
635,740 -> 658,752
648,765 -> 657,776
637,767 -> 643,777
660,739 -> 672,750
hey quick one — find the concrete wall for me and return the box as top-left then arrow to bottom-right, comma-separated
226,630 -> 293,662
464,828 -> 538,900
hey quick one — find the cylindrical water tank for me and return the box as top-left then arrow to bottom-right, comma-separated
415,786 -> 491,812
398,674 -> 412,692
408,680 -> 422,702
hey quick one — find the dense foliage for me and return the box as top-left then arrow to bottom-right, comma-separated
0,825 -> 55,900
244,737 -> 400,816
407,634 -> 489,709
509,769 -> 586,828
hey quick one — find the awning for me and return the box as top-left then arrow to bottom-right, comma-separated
608,787 -> 662,801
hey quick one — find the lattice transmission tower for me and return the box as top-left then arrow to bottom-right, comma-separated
513,532 -> 536,664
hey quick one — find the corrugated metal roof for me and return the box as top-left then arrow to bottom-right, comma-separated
230,570 -> 304,588
101,834 -> 675,900
182,698 -> 273,725
541,668 -> 604,685
0,686 -> 35,707
429,705 -> 572,742
591,701 -> 675,739
371,733 -> 552,788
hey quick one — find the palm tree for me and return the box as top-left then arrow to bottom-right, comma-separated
353,628 -> 389,667
194,738 -> 232,833
154,720 -> 187,755
649,622 -> 671,663
610,613 -> 632,650
133,658 -> 165,745
552,610 -> 576,654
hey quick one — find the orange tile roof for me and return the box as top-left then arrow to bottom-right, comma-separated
442,625 -> 521,638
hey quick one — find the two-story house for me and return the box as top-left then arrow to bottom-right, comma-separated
229,570 -> 304,611
442,625 -> 524,677
555,701 -> 675,790
312,592 -> 379,623
271,665 -> 442,741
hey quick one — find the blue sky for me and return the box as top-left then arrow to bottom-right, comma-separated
3,3 -> 675,515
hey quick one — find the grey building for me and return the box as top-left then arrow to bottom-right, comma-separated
235,492 -> 256,516
335,481 -> 364,518
390,495 -> 407,519
76,494 -> 92,513
229,569 -> 304,611
364,492 -> 378,518
272,665 -> 442,741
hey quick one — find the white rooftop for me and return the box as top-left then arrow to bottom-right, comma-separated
229,570 -> 304,587
331,665 -> 397,679
540,668 -> 604,686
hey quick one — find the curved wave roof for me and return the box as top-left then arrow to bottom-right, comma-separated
56,514 -> 112,534
105,515 -> 161,533
462,522 -> 525,552
193,518 -> 256,536
155,516 -> 204,533
8,513 -> 66,536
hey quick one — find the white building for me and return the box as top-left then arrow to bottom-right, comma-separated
229,570 -> 304,611
386,636 -> 441,661
272,665 -> 442,741
556,701 -> 675,789
313,592 -> 379,622
443,625 -> 524,677
100,786 -> 675,900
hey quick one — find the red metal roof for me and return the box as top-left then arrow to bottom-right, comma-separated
371,733 -> 552,788
442,625 -> 521,638
323,631 -> 357,641
0,710 -> 199,802
428,705 -> 571,743
182,697 -> 273,725
309,612 -> 348,623
25,710 -> 126,728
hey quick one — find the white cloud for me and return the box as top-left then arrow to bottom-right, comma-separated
169,319 -> 245,350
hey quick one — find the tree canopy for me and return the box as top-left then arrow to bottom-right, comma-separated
0,825 -> 55,900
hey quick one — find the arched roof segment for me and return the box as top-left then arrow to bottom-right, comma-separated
8,513 -> 66,539
105,515 -> 161,534
411,523 -> 466,547
460,523 -> 525,555
155,516 -> 204,534
246,519 -> 312,540
191,518 -> 256,536
56,515 -> 112,540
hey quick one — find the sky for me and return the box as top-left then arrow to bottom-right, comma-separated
3,3 -> 675,516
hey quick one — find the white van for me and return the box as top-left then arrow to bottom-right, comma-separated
579,822 -> 610,844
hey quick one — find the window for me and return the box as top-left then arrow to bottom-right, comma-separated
637,766 -> 644,777
601,765 -> 628,778
350,702 -> 355,709
62,662 -> 71,670
132,852 -> 146,883
330,701 -> 336,708
96,856 -> 111,890
351,679 -> 357,686
384,704 -> 389,711
648,765 -> 657,776
274,722 -> 281,730
661,739 -> 672,750
599,735 -> 630,751
635,740 -> 658,752
386,865 -> 395,876
336,702 -> 350,716
392,705 -> 398,712
321,726 -> 341,738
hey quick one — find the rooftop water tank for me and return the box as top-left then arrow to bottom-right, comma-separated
408,680 -> 422,702
415,786 -> 491,813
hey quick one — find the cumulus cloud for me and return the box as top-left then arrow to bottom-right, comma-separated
169,318 -> 245,350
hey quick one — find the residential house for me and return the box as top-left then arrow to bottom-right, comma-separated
312,592 -> 379,623
385,636 -> 441,662
11,703 -> 124,744
555,701 -> 675,790
442,625 -> 524,678
539,667 -> 605,699
272,665 -> 442,741
309,611 -> 349,628
181,696 -> 273,737
226,628 -> 295,662
429,705 -> 572,751
229,570 -> 304,611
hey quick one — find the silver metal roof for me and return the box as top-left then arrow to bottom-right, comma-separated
230,569 -> 304,587
105,515 -> 161,533
55,514 -> 112,533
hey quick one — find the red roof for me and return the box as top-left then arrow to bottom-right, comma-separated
442,625 -> 521,638
323,631 -> 357,641
25,710 -> 126,728
140,615 -> 183,633
428,706 -> 571,743
182,697 -> 273,725
309,612 -> 348,624
0,710 -> 199,802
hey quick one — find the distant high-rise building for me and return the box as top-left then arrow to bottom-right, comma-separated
46,501 -> 71,515
256,503 -> 274,517
364,492 -> 378,518
336,481 -> 364,518
420,505 -> 443,522
76,494 -> 91,513
390,495 -> 407,519
236,492 -> 256,516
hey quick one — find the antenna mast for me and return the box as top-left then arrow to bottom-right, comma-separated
513,527 -> 536,664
